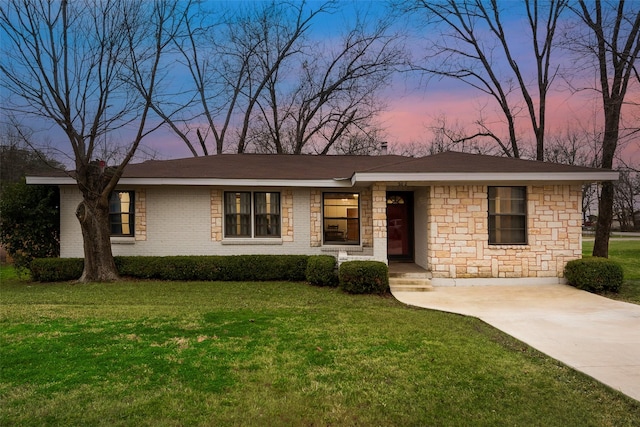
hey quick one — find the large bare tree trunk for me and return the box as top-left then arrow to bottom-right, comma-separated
593,182 -> 614,257
593,104 -> 621,257
74,161 -> 120,282
76,197 -> 118,282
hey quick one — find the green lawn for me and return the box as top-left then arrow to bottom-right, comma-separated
1,267 -> 639,425
582,239 -> 640,303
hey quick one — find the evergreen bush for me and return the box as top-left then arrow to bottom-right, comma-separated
30,255 -> 310,282
339,260 -> 389,294
306,255 -> 338,287
564,257 -> 624,293
30,258 -> 83,282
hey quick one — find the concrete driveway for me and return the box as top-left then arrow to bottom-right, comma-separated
392,285 -> 640,402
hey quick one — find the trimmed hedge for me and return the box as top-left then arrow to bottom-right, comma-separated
564,257 -> 624,293
306,255 -> 338,287
31,255 -> 311,283
30,258 -> 84,282
339,261 -> 389,295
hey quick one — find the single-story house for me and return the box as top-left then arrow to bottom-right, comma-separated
28,151 -> 618,285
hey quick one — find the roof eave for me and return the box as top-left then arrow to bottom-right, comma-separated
26,176 -> 355,188
26,176 -> 75,185
352,171 -> 619,185
27,170 -> 619,187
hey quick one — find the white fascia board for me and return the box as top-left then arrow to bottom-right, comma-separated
26,176 -> 76,185
26,176 -> 354,188
115,178 -> 354,187
352,171 -> 619,185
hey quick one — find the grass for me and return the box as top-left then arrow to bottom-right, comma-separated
1,269 -> 639,425
582,239 -> 640,303
1,240 -> 638,425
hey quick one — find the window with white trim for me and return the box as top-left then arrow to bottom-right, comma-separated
488,186 -> 527,245
109,190 -> 134,236
224,191 -> 281,238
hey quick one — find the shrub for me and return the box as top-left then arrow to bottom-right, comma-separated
0,181 -> 60,273
306,255 -> 338,287
231,255 -> 309,281
32,255 -> 310,282
564,257 -> 624,293
339,261 -> 389,294
30,258 -> 83,282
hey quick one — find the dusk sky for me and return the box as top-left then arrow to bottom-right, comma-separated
2,0 -> 639,166
126,1 -> 640,166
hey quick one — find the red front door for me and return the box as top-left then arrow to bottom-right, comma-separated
386,192 -> 413,260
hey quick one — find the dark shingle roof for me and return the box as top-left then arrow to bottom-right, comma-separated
123,151 -> 607,179
122,154 -> 407,179
361,151 -> 607,174
27,151 -> 616,185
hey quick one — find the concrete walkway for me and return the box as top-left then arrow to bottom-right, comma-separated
392,285 -> 640,402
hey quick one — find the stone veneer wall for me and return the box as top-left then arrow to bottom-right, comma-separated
360,188 -> 373,248
135,189 -> 146,241
210,189 -> 223,241
281,189 -> 294,242
371,183 -> 387,261
310,190 -> 322,247
427,184 -> 582,279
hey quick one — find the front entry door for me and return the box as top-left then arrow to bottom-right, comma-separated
386,192 -> 414,261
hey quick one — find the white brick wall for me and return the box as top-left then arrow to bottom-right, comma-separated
59,187 -> 84,258
59,186 -> 335,258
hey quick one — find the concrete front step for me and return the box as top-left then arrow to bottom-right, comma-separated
389,277 -> 433,292
388,264 -> 432,292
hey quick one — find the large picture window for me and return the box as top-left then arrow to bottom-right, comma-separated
323,193 -> 359,245
488,186 -> 527,245
224,191 -> 280,238
109,191 -> 134,236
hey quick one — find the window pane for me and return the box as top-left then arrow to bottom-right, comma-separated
488,187 -> 526,244
323,193 -> 359,244
255,192 -> 280,237
225,192 -> 251,237
109,191 -> 134,237
489,187 -> 526,215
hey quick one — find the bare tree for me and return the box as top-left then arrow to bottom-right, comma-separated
569,0 -> 640,257
423,114 -> 503,155
155,1 -> 403,156
407,0 -> 568,160
330,129 -> 389,156
613,167 -> 639,231
154,1 -> 333,155
543,125 -> 604,226
0,123 -> 64,188
248,13 -> 404,155
0,0 -> 180,281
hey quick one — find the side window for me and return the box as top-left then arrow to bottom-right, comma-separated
109,191 -> 135,236
488,186 -> 527,245
323,193 -> 360,245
